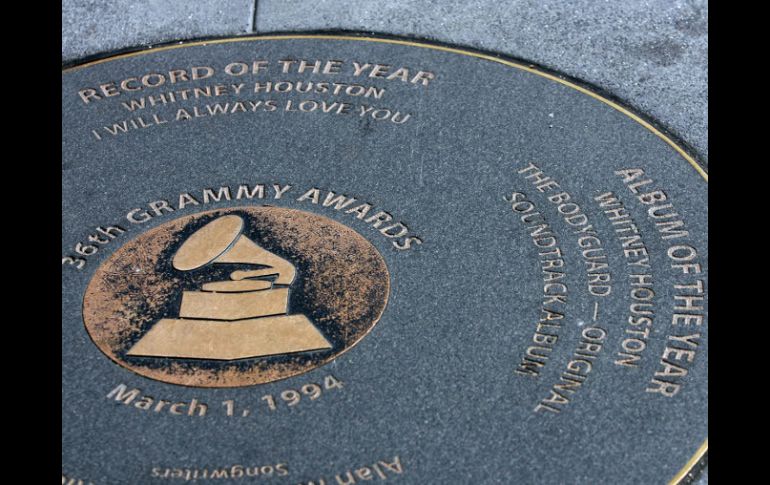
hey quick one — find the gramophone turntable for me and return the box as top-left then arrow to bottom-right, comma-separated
126,214 -> 332,360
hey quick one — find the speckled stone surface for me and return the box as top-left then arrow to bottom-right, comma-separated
256,0 -> 708,165
62,37 -> 707,484
61,0 -> 254,59
61,0 -> 708,166
61,3 -> 708,484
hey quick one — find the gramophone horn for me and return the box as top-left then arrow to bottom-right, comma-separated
171,214 -> 296,286
172,215 -> 243,271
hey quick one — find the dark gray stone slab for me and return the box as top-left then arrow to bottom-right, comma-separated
61,0 -> 254,61
62,37 -> 708,484
257,0 -> 708,163
60,0 -> 709,481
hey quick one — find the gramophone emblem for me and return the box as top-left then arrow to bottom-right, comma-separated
127,214 -> 332,360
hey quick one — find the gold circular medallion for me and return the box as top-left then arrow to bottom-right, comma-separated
83,206 -> 390,387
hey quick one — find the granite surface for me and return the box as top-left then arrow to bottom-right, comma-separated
61,3 -> 708,483
62,0 -> 254,59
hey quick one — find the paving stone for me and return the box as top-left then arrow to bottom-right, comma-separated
62,0 -> 254,61
257,0 -> 708,162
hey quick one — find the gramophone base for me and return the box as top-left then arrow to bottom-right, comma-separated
126,315 -> 332,360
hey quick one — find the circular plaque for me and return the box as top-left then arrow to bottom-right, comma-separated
62,35 -> 707,484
